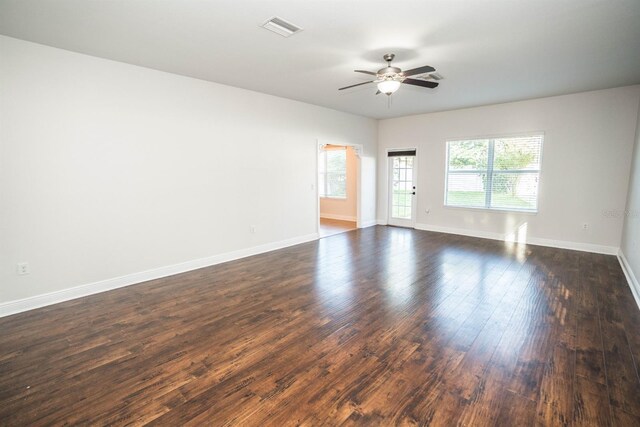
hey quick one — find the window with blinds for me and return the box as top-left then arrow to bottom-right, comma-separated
445,134 -> 543,212
319,148 -> 347,198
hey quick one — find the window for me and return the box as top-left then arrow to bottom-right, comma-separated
445,134 -> 543,212
319,148 -> 347,198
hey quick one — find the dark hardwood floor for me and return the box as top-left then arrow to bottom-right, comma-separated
1,226 -> 640,426
319,218 -> 357,238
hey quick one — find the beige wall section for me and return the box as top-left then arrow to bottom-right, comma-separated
0,35 -> 378,305
377,86 -> 640,252
319,146 -> 357,221
620,97 -> 640,303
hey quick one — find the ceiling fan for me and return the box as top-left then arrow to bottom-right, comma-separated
339,53 -> 439,96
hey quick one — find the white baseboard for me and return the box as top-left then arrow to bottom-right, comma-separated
320,213 -> 357,222
413,223 -> 618,255
376,219 -> 388,226
0,233 -> 319,318
359,219 -> 378,228
525,236 -> 618,255
415,223 -> 501,241
618,250 -> 640,311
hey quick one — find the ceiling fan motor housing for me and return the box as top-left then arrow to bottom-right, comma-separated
378,66 -> 402,76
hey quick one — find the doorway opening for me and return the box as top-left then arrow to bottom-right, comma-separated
388,149 -> 417,228
317,143 -> 360,238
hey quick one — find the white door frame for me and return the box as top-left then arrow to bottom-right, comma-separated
387,148 -> 418,228
316,140 -> 364,234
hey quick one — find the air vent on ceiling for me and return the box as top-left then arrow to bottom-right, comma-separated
261,16 -> 303,37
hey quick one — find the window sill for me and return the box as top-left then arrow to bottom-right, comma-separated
320,196 -> 347,200
443,205 -> 538,215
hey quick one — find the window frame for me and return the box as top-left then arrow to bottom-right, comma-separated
319,148 -> 347,199
444,133 -> 544,213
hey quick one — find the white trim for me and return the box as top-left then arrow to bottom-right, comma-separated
359,219 -> 379,228
525,237 -> 617,255
443,205 -> 538,215
415,223 -> 502,241
0,233 -> 319,318
376,219 -> 388,225
320,213 -> 357,222
618,250 -> 640,311
413,223 -> 618,255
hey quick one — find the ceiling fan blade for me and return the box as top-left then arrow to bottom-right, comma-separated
338,81 -> 374,90
402,65 -> 436,77
402,78 -> 439,89
354,69 -> 377,76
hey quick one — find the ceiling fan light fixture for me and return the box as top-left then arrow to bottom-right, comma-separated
377,79 -> 401,95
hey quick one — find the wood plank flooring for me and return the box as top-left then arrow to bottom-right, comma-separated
319,218 -> 357,238
1,226 -> 640,426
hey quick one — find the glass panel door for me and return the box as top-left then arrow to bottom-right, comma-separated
388,155 -> 416,227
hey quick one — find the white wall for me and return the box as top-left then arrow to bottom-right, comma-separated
378,86 -> 640,253
320,146 -> 357,221
620,98 -> 640,304
0,35 -> 377,306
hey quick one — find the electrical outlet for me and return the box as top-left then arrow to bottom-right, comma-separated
250,225 -> 256,234
16,262 -> 29,275
582,223 -> 589,231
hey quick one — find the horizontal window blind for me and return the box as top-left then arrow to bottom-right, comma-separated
445,134 -> 543,212
319,149 -> 347,198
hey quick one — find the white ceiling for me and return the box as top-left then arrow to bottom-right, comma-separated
1,0 -> 639,119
